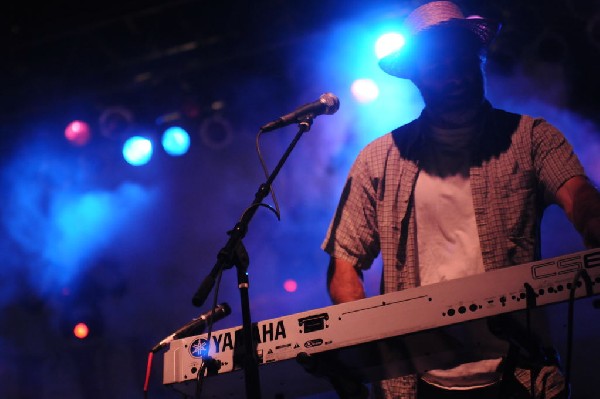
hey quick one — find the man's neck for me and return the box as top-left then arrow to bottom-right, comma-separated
424,100 -> 487,129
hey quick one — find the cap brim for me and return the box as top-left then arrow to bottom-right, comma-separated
379,18 -> 501,78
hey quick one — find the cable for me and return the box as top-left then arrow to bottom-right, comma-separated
195,269 -> 224,398
255,129 -> 281,220
240,202 -> 280,223
143,351 -> 154,399
565,268 -> 593,395
523,283 -> 537,399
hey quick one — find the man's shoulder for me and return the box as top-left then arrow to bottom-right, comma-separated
489,106 -> 550,129
351,119 -> 420,175
361,119 -> 419,154
488,106 -> 560,143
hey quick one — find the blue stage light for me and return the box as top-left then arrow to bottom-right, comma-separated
351,78 -> 380,103
375,32 -> 405,59
122,136 -> 153,166
161,126 -> 190,156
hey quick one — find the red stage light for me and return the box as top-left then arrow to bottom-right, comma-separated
73,322 -> 90,339
65,120 -> 91,146
283,279 -> 298,293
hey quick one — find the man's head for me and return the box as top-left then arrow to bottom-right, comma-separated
411,27 -> 487,118
379,1 -> 500,123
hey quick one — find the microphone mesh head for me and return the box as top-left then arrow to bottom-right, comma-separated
319,93 -> 340,115
219,302 -> 232,316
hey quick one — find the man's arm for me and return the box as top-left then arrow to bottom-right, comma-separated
327,257 -> 366,304
555,175 -> 600,248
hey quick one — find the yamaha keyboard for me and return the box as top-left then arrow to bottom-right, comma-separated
163,249 -> 600,397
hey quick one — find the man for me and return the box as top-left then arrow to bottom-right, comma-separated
322,1 -> 600,398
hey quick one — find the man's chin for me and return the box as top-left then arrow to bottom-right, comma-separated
426,100 -> 484,127
440,96 -> 483,113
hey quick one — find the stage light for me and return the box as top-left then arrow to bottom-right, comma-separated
73,322 -> 90,339
99,106 -> 134,140
65,120 -> 91,146
122,136 -> 153,166
199,115 -> 233,150
375,32 -> 405,59
283,279 -> 298,293
351,79 -> 380,103
162,126 -> 190,156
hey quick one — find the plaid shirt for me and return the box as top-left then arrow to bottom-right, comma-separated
322,105 -> 584,398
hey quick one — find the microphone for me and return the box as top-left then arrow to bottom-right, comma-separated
260,93 -> 340,132
151,302 -> 232,353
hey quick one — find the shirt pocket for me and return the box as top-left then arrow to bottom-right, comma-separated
498,169 -> 536,237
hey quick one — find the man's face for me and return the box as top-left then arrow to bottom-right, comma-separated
411,31 -> 485,116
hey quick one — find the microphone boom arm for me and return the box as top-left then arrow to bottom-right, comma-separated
191,116 -> 314,307
191,116 -> 316,399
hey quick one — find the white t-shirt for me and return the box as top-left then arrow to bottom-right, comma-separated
415,122 -> 504,389
415,123 -> 485,285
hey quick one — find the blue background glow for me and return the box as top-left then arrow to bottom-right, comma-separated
1,2 -> 599,399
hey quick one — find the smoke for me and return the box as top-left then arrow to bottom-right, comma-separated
0,131 -> 160,301
1,10 -> 599,398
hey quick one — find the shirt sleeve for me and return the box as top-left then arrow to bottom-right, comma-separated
321,145 -> 381,270
531,118 -> 585,199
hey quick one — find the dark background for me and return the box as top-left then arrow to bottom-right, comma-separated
2,0 -> 600,134
1,1 -> 599,398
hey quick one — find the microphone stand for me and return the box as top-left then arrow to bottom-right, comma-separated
191,116 -> 315,399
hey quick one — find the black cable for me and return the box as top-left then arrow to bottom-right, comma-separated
240,202 -> 280,223
523,283 -> 537,399
565,268 -> 593,396
255,129 -> 281,220
195,269 -> 224,398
